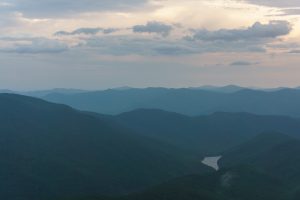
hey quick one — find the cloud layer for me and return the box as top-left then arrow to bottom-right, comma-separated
133,21 -> 173,37
3,0 -> 148,17
1,0 -> 300,89
1,20 -> 293,56
245,0 -> 300,7
190,21 -> 291,41
54,27 -> 119,36
0,37 -> 68,54
230,60 -> 259,66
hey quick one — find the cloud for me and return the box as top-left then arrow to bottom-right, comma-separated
133,21 -> 173,37
80,33 -> 269,56
2,0 -> 148,18
3,21 -> 289,56
289,50 -> 300,54
267,42 -> 300,54
83,35 -> 200,56
51,20 -> 291,56
279,8 -> 300,16
0,16 -> 17,28
0,37 -> 68,54
55,21 -> 173,38
230,61 -> 259,66
189,21 -> 291,42
103,28 -> 120,34
244,0 -> 300,7
3,19 -> 291,56
0,2 -> 13,7
54,27 -> 120,36
153,46 -> 196,55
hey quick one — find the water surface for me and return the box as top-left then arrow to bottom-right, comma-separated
202,156 -> 222,171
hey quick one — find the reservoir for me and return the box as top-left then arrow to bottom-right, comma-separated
202,156 -> 222,170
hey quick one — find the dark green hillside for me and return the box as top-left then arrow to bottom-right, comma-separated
0,94 -> 211,200
220,132 -> 300,184
77,132 -> 300,200
117,109 -> 300,154
80,166 -> 285,200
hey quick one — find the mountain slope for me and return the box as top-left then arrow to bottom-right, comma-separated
220,132 -> 300,184
41,88 -> 300,117
116,109 -> 300,154
81,166 -> 285,200
64,133 -> 300,200
0,94 -> 211,200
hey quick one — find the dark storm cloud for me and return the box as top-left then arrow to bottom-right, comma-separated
133,21 -> 173,37
190,21 -> 291,42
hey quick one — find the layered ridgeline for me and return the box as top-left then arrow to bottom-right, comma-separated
0,94 -> 212,200
81,133 -> 300,200
37,88 -> 300,117
115,109 -> 300,154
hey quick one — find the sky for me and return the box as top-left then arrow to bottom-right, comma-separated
1,0 -> 300,90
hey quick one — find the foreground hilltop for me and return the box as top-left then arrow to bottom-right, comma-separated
0,94 -> 210,200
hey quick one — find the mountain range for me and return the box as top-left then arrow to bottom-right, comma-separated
1,93 -> 300,200
2,86 -> 300,117
34,87 -> 300,117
